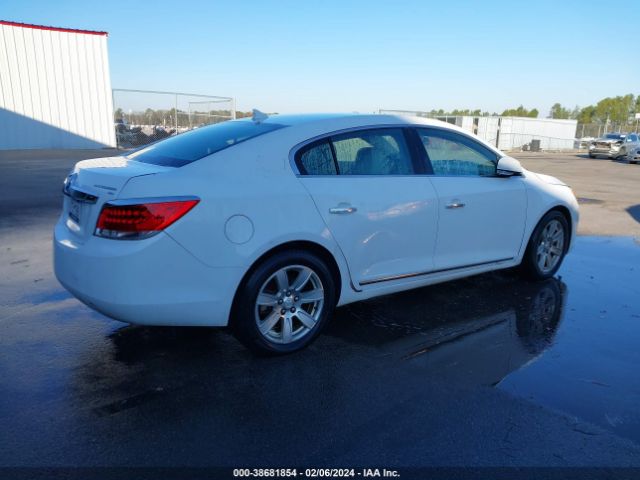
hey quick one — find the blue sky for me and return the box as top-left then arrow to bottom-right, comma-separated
3,0 -> 640,115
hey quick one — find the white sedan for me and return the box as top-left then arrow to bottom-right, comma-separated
54,113 -> 579,354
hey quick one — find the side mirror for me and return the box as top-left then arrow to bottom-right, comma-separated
496,156 -> 523,177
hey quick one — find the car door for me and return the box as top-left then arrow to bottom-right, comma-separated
295,127 -> 439,287
415,127 -> 527,271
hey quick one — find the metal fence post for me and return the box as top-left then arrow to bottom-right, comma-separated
175,93 -> 178,132
112,89 -> 119,150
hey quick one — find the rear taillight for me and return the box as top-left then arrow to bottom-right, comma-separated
95,198 -> 199,240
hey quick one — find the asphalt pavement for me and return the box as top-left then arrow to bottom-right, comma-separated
1,150 -> 640,478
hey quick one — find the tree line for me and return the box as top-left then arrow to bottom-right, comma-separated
429,94 -> 640,124
426,106 -> 539,118
549,94 -> 639,124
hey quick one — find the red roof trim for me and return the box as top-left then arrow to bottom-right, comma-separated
0,20 -> 108,36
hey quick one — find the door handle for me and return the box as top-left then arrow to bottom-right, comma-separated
445,202 -> 465,209
329,205 -> 357,214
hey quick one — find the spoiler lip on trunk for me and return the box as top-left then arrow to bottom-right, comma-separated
63,174 -> 98,204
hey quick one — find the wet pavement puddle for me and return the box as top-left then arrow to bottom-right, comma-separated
1,235 -> 640,458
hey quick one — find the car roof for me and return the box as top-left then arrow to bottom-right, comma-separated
235,113 -> 504,158
259,112 -> 444,128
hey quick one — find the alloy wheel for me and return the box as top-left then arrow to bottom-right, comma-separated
254,265 -> 325,344
535,219 -> 565,274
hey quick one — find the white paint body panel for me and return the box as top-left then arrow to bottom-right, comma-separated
0,23 -> 115,149
53,114 -> 579,327
429,176 -> 527,269
299,176 -> 439,286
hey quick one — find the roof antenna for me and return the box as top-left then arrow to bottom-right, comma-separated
252,109 -> 268,124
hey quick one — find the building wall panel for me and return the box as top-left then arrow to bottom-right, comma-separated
0,22 -> 116,149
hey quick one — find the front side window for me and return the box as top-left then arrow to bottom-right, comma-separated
417,129 -> 497,176
331,128 -> 413,175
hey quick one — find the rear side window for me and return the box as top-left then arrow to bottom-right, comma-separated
295,128 -> 414,176
127,121 -> 285,167
332,129 -> 413,175
297,141 -> 337,175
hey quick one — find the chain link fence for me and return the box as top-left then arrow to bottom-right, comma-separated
576,121 -> 640,141
112,89 -> 236,149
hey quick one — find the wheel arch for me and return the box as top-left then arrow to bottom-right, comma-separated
548,205 -> 573,253
230,240 -> 345,321
528,205 -> 573,254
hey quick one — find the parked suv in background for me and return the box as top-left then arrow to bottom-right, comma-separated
588,133 -> 639,159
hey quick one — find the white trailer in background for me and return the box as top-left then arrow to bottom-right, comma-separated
0,20 -> 116,149
436,116 -> 577,151
495,117 -> 577,151
379,110 -> 578,151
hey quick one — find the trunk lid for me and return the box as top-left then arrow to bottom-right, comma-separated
62,157 -> 172,242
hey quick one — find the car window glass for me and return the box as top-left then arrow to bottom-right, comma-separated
331,128 -> 413,175
128,120 -> 285,167
297,142 -> 337,175
417,129 -> 496,176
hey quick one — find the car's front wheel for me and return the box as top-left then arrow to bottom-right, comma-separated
231,250 -> 336,354
520,211 -> 569,280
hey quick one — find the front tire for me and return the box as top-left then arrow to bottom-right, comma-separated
231,250 -> 336,355
520,211 -> 569,280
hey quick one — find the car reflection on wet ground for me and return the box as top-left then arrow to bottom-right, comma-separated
1,218 -> 640,466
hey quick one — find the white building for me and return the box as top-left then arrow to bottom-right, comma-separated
0,20 -> 116,149
454,115 -> 578,151
380,110 -> 578,151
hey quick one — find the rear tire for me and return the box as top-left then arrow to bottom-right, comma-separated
231,250 -> 336,355
520,211 -> 569,281
588,153 -> 595,158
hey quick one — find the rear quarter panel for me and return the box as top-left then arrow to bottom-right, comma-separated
117,133 -> 355,305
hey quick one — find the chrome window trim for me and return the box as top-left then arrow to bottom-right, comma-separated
289,123 -> 413,176
289,123 -> 503,177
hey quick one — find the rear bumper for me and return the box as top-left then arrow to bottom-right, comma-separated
53,218 -> 242,326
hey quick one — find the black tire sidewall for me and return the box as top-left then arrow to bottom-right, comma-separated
231,250 -> 336,355
523,211 -> 569,280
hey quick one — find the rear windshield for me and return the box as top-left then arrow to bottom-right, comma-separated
127,121 -> 286,167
